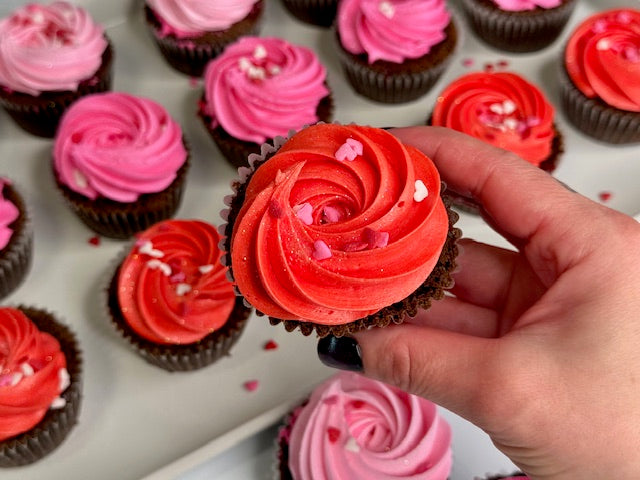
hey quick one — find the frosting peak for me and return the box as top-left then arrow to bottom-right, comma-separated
0,179 -> 19,250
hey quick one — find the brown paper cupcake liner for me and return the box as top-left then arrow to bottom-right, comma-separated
0,182 -> 33,300
53,144 -> 190,240
199,92 -> 334,169
281,0 -> 338,27
105,246 -> 252,372
461,0 -> 576,53
0,306 -> 82,467
0,40 -> 114,138
559,67 -> 640,145
220,128 -> 461,338
335,21 -> 457,104
144,2 -> 264,77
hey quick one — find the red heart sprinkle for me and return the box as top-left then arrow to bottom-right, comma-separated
598,191 -> 612,202
327,427 -> 341,443
88,236 -> 100,246
244,380 -> 259,392
263,340 -> 278,350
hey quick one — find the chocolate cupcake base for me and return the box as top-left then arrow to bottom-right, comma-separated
281,0 -> 338,27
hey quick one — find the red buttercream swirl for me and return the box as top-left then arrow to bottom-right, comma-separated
432,71 -> 555,166
565,9 -> 640,112
0,308 -> 67,442
117,219 -> 236,344
230,124 -> 449,325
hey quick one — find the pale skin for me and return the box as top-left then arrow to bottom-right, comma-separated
353,126 -> 640,479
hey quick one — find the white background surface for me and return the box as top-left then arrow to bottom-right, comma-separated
1,0 -> 638,479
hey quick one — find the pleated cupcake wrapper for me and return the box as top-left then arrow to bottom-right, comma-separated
461,0 -> 576,53
474,471 -> 528,479
103,242 -> 251,372
54,146 -> 190,240
0,306 -> 82,467
281,0 -> 338,27
0,182 -> 33,300
559,67 -> 640,145
219,124 -> 461,338
0,40 -> 114,138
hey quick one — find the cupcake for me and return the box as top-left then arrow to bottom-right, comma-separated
0,179 -> 33,300
52,92 -> 190,239
335,0 -> 457,104
0,306 -> 82,467
280,0 -> 338,27
460,0 -> 577,53
198,36 -> 333,169
561,8 -> 640,144
221,123 -> 460,338
144,0 -> 264,77
430,70 -> 562,212
106,219 -> 252,371
276,371 -> 453,479
0,2 -> 114,138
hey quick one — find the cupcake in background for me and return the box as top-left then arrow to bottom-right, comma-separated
221,123 -> 460,338
0,306 -> 82,467
198,36 -> 333,169
561,8 -> 640,144
0,178 -> 33,300
52,92 -> 190,239
276,371 -> 453,479
144,0 -> 264,77
460,0 -> 577,53
335,0 -> 457,104
0,2 -> 114,137
106,219 -> 252,371
280,0 -> 338,27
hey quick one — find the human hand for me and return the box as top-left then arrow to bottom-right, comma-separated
318,126 -> 640,479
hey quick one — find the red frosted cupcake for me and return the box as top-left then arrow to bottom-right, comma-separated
52,92 -> 190,239
335,0 -> 457,104
221,123 -> 460,337
0,306 -> 82,467
106,219 -> 251,371
0,2 -> 113,137
561,8 -> 640,144
144,0 -> 264,77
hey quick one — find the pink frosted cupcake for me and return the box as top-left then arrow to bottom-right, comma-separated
198,36 -> 333,169
144,0 -> 264,77
52,92 -> 190,239
0,2 -> 114,137
276,372 -> 453,479
335,0 -> 457,104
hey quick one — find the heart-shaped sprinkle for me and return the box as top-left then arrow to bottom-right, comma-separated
598,191 -> 612,202
244,380 -> 259,392
313,240 -> 332,260
88,235 -> 100,246
322,206 -> 341,223
263,340 -> 278,350
414,180 -> 428,202
327,427 -> 341,443
346,138 -> 363,155
294,202 -> 313,225
335,143 -> 358,161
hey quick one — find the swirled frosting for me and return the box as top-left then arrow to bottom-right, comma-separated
337,0 -> 451,64
53,92 -> 187,203
0,308 -> 69,442
491,0 -> 561,12
230,123 -> 449,325
432,71 -> 555,166
0,179 -> 19,251
286,372 -> 453,480
146,0 -> 259,38
201,36 -> 329,144
565,9 -> 640,112
0,2 -> 107,96
117,219 -> 236,345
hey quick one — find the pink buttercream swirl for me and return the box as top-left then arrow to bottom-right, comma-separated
288,372 -> 453,480
0,2 -> 107,96
492,0 -> 561,12
146,0 -> 259,38
0,179 -> 18,251
53,92 -> 187,203
201,36 -> 329,144
337,0 -> 451,64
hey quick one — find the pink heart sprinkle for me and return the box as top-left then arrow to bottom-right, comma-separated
88,236 -> 100,246
323,206 -> 341,223
363,228 -> 389,249
244,380 -> 259,392
345,138 -> 363,155
294,202 -> 313,225
263,340 -> 278,350
335,143 -> 357,161
462,58 -> 474,67
312,240 -> 332,260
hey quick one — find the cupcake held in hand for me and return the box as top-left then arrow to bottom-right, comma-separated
106,219 -> 252,371
222,123 -> 460,338
198,36 -> 333,169
561,8 -> 640,144
0,306 -> 82,467
0,1 -> 114,137
276,371 -> 453,479
52,92 -> 190,239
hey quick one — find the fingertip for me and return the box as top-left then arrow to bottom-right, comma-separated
317,335 -> 363,372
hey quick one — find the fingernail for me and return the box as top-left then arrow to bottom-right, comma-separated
317,335 -> 363,372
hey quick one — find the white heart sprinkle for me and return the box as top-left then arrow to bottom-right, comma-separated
414,180 -> 428,202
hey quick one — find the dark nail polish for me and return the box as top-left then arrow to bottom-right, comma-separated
317,335 -> 363,372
